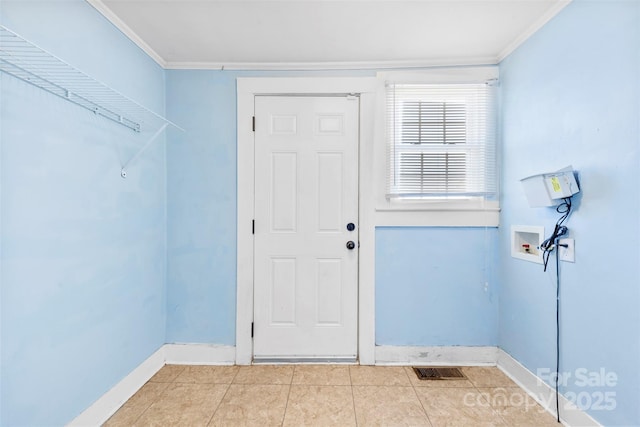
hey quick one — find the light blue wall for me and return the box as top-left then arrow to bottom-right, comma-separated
165,69 -> 374,344
0,1 -> 167,425
164,70 -> 496,349
165,71 -> 238,344
499,1 -> 640,425
376,227 -> 498,346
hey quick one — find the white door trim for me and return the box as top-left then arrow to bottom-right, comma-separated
237,77 -> 378,365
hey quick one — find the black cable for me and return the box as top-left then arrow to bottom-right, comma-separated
538,196 -> 573,423
555,246 -> 561,423
540,198 -> 572,271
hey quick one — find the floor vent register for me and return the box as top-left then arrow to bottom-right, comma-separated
412,367 -> 466,380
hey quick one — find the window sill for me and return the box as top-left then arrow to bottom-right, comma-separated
375,201 -> 500,227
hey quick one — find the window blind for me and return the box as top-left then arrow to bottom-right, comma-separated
386,82 -> 497,199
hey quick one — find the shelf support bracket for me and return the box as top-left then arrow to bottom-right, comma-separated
121,122 -> 169,178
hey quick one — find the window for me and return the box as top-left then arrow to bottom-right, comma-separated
386,81 -> 497,202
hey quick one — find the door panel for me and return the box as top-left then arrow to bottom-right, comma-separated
316,258 -> 343,325
253,95 -> 359,360
270,152 -> 298,232
317,153 -> 344,232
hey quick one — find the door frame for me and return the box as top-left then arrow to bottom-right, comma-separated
236,77 -> 378,365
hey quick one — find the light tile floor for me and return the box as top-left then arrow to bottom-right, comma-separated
104,365 -> 559,426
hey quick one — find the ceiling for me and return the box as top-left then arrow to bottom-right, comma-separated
88,0 -> 571,70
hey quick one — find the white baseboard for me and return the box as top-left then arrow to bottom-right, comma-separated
374,345 -> 499,366
497,349 -> 601,427
67,344 -> 600,427
66,344 -> 236,426
164,343 -> 236,365
67,346 -> 165,427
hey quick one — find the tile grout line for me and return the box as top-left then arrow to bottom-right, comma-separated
463,368 -> 497,425
204,382 -> 232,427
406,366 -> 435,427
466,367 -> 547,426
106,382 -> 168,427
205,366 -> 240,427
348,365 -> 359,427
125,364 -> 184,426
474,382 -> 554,426
472,381 -> 509,426
279,365 -> 296,427
126,394 -> 157,425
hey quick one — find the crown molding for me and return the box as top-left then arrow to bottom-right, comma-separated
164,57 -> 499,71
497,0 -> 572,62
86,0 -> 167,68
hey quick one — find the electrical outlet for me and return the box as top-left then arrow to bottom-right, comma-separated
558,238 -> 575,262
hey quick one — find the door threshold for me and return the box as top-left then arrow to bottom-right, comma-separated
253,357 -> 357,364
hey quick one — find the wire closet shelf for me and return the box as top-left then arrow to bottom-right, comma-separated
0,24 -> 181,133
0,24 -> 183,176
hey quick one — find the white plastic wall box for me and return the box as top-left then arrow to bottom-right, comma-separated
511,225 -> 545,264
521,166 -> 579,207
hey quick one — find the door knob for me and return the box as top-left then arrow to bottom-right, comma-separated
346,241 -> 356,250
346,222 -> 355,231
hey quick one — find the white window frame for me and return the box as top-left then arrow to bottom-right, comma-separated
374,67 -> 500,227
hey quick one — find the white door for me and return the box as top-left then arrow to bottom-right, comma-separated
253,95 -> 359,361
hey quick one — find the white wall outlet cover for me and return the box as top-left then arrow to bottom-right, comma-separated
558,238 -> 575,262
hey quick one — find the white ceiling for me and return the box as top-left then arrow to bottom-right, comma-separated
88,0 -> 571,70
